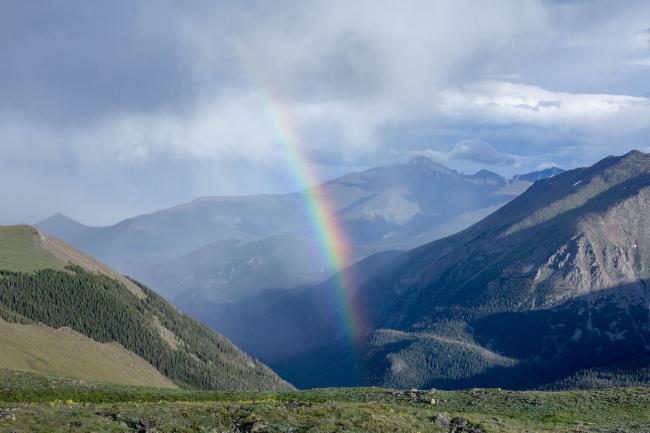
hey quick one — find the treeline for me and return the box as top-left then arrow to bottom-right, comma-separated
541,357 -> 650,390
370,329 -> 516,390
0,266 -> 290,391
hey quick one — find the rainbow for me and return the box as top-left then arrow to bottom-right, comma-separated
235,46 -> 366,370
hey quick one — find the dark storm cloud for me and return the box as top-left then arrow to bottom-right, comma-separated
0,0 -> 195,124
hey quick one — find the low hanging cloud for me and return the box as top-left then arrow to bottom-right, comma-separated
416,140 -> 520,168
448,140 -> 520,166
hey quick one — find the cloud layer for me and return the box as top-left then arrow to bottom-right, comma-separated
1,0 -> 650,224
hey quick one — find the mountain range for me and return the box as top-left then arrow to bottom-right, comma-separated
184,150 -> 650,390
38,157 -> 561,304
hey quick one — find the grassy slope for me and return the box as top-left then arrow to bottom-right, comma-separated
0,370 -> 649,433
0,226 -> 64,272
0,320 -> 176,389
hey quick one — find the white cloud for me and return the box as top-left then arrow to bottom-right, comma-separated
449,139 -> 520,166
412,139 -> 520,168
438,81 -> 650,133
537,161 -> 558,170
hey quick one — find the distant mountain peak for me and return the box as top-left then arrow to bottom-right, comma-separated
472,169 -> 498,177
512,167 -> 565,183
406,155 -> 451,172
469,169 -> 506,187
36,213 -> 96,243
590,149 -> 650,175
624,149 -> 646,156
621,149 -> 649,160
38,212 -> 81,226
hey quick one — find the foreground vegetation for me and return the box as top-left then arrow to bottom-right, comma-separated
0,319 -> 176,388
1,369 -> 649,432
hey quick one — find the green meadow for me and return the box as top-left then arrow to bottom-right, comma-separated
1,369 -> 649,432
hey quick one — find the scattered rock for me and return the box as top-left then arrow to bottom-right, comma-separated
126,419 -> 159,433
433,412 -> 450,428
0,409 -> 15,421
400,388 -> 435,403
0,409 -> 16,421
240,421 -> 268,433
286,401 -> 311,409
449,417 -> 487,433
96,411 -> 122,421
96,412 -> 159,433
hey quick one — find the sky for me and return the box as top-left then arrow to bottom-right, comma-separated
1,0 -> 650,225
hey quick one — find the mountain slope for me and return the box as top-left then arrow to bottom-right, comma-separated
0,319 -> 176,388
143,234 -> 328,303
512,166 -> 565,183
0,225 -> 291,391
217,150 -> 650,389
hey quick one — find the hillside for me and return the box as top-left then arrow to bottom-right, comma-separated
512,166 -> 565,183
0,225 -> 291,391
142,234 -> 328,303
208,150 -> 650,390
0,319 -> 176,388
